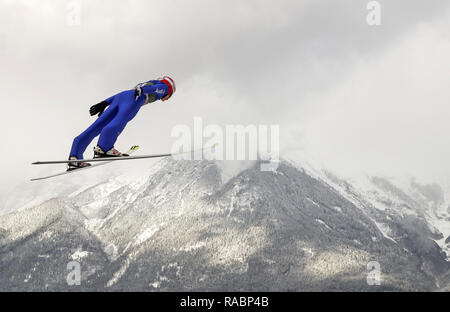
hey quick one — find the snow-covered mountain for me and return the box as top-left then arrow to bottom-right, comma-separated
1,158 -> 449,291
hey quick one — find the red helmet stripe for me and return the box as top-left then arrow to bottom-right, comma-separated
160,76 -> 176,97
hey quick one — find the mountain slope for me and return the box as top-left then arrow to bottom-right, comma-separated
1,159 -> 449,291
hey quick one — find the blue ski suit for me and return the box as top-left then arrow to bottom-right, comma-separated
69,80 -> 169,159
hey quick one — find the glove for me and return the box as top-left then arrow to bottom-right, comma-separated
89,101 -> 109,117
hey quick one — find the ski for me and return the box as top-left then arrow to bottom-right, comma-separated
32,144 -> 218,166
30,145 -> 140,181
32,148 -> 170,165
30,144 -> 218,181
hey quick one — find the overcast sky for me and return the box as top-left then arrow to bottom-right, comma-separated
1,0 -> 450,203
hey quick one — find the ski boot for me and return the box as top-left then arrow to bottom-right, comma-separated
67,156 -> 92,172
94,145 -> 130,158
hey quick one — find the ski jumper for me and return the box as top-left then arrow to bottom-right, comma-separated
69,80 -> 169,159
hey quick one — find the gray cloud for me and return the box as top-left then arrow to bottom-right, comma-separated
1,0 -> 450,202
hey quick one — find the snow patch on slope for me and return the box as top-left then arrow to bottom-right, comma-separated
71,250 -> 90,261
135,225 -> 160,246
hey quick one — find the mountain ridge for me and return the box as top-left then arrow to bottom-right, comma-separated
1,158 -> 449,291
